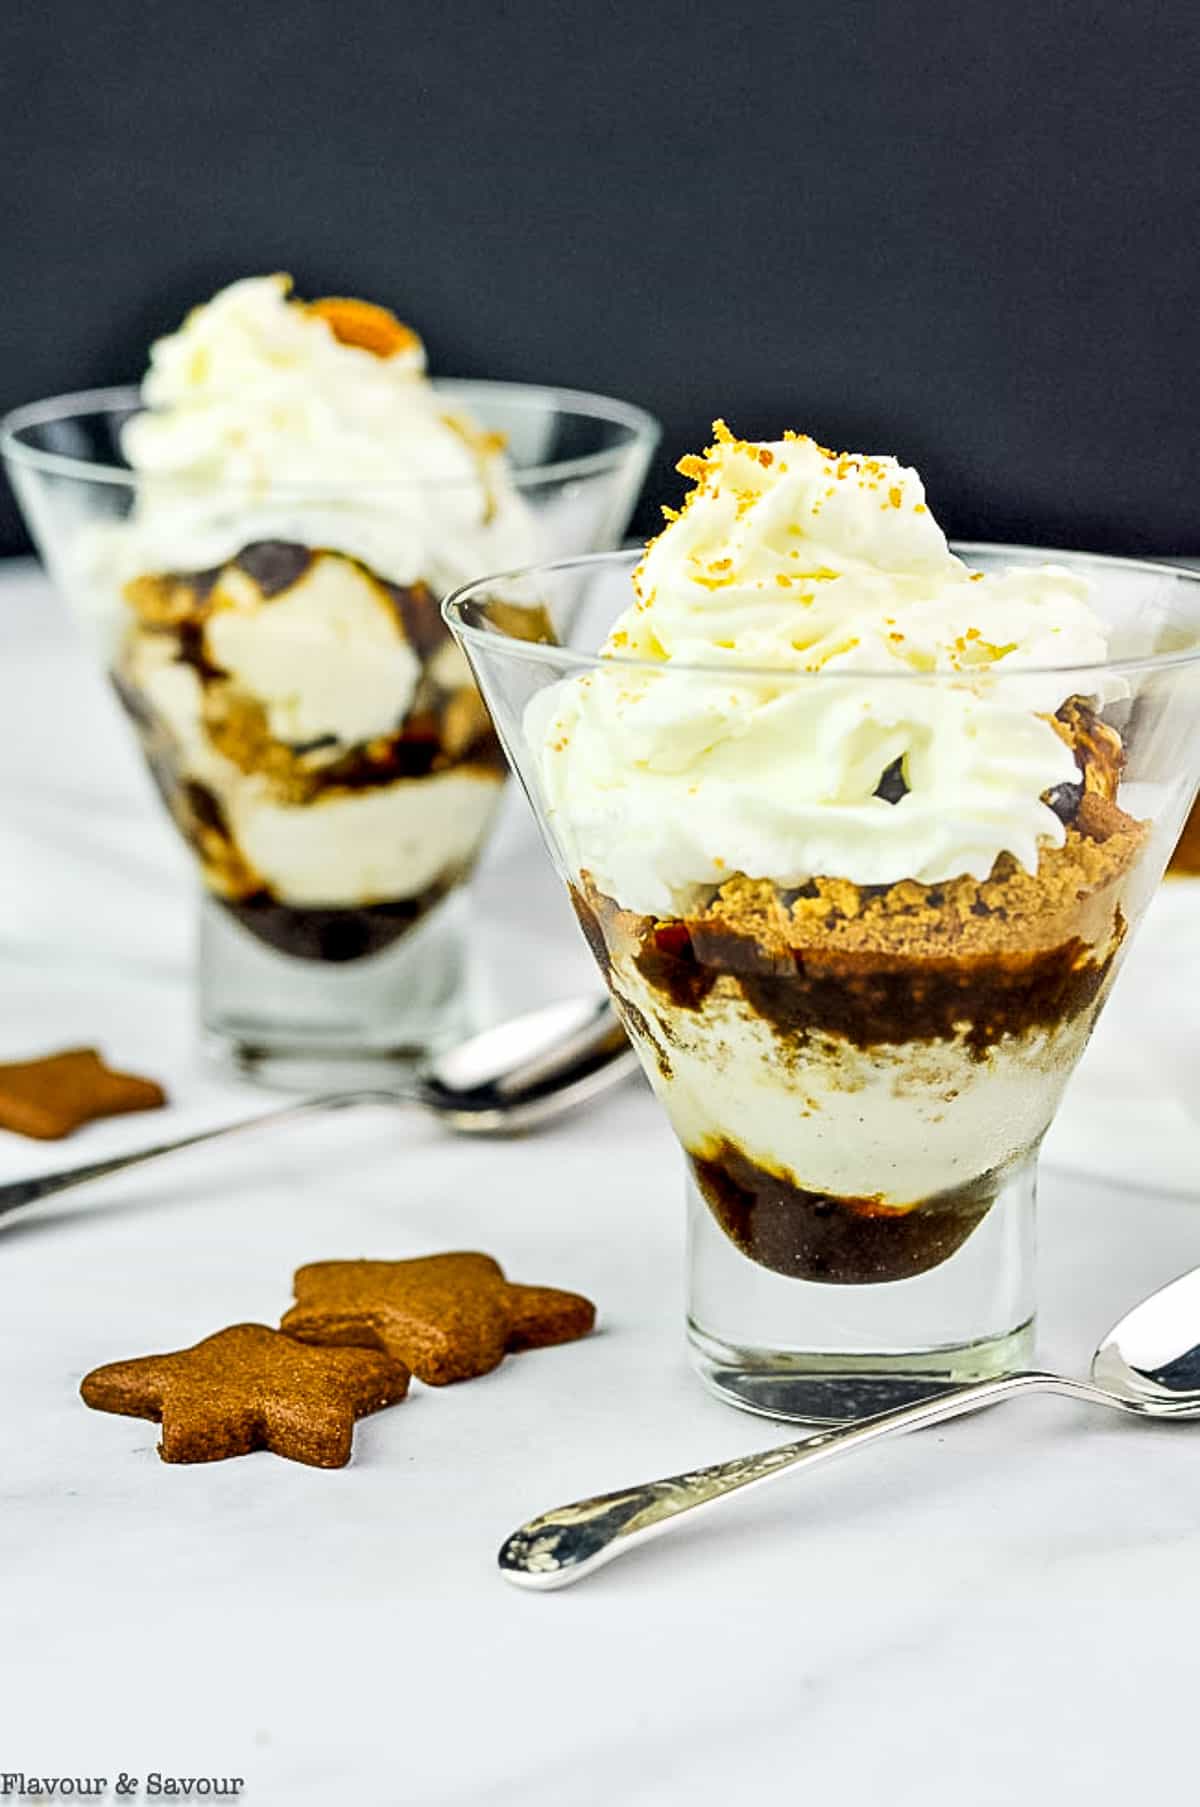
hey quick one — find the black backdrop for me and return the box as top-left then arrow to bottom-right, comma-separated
4,0 -> 1199,555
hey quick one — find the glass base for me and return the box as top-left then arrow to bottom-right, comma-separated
197,888 -> 476,1091
685,1151 -> 1038,1423
688,1319 -> 1035,1425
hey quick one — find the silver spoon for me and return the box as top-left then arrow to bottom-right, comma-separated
499,1262 -> 1200,1590
0,995 -> 635,1221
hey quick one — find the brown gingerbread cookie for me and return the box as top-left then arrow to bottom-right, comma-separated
281,1253 -> 596,1386
0,1048 -> 166,1140
80,1323 -> 410,1467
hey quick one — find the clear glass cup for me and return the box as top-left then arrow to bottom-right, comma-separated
2,382 -> 659,1084
445,546 -> 1200,1422
1167,795 -> 1200,874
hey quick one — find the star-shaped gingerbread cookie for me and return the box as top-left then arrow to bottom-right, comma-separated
80,1323 -> 410,1466
281,1253 -> 596,1386
0,1047 -> 166,1140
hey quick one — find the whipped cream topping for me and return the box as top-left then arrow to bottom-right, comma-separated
94,275 -> 537,597
528,423 -> 1111,915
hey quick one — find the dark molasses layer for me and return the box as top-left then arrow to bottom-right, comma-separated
219,881 -> 453,963
632,919 -> 1120,1057
690,1138 -> 998,1284
234,540 -> 314,598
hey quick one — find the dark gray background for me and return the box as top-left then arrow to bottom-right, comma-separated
3,0 -> 1198,554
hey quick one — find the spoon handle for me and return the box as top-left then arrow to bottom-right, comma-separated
499,1369 -> 1115,1590
0,1094 -> 364,1218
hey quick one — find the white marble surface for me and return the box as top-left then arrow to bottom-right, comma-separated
2,559 -> 1200,1807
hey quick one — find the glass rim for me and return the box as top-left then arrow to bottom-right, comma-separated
442,543 -> 1200,685
0,380 -> 661,494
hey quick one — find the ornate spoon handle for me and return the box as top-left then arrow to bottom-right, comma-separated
0,1096 -> 364,1217
498,1370 -> 1117,1590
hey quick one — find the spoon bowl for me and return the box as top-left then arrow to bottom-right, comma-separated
1090,1264 -> 1200,1405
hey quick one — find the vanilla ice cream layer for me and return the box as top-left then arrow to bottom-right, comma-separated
608,950 -> 1103,1204
528,423 -> 1113,916
203,554 -> 420,745
227,771 -> 501,907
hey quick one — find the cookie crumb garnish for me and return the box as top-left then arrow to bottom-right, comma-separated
308,296 -> 420,360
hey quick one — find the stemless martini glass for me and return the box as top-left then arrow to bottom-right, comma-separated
445,546 -> 1200,1423
2,382 -> 658,1084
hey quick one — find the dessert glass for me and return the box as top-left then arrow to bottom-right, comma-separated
2,383 -> 658,1082
1168,796 -> 1200,874
446,546 -> 1200,1422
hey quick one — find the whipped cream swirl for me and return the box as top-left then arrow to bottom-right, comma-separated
528,423 -> 1111,915
95,275 -> 536,596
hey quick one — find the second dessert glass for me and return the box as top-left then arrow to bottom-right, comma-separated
2,382 -> 658,1083
446,547 -> 1200,1423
